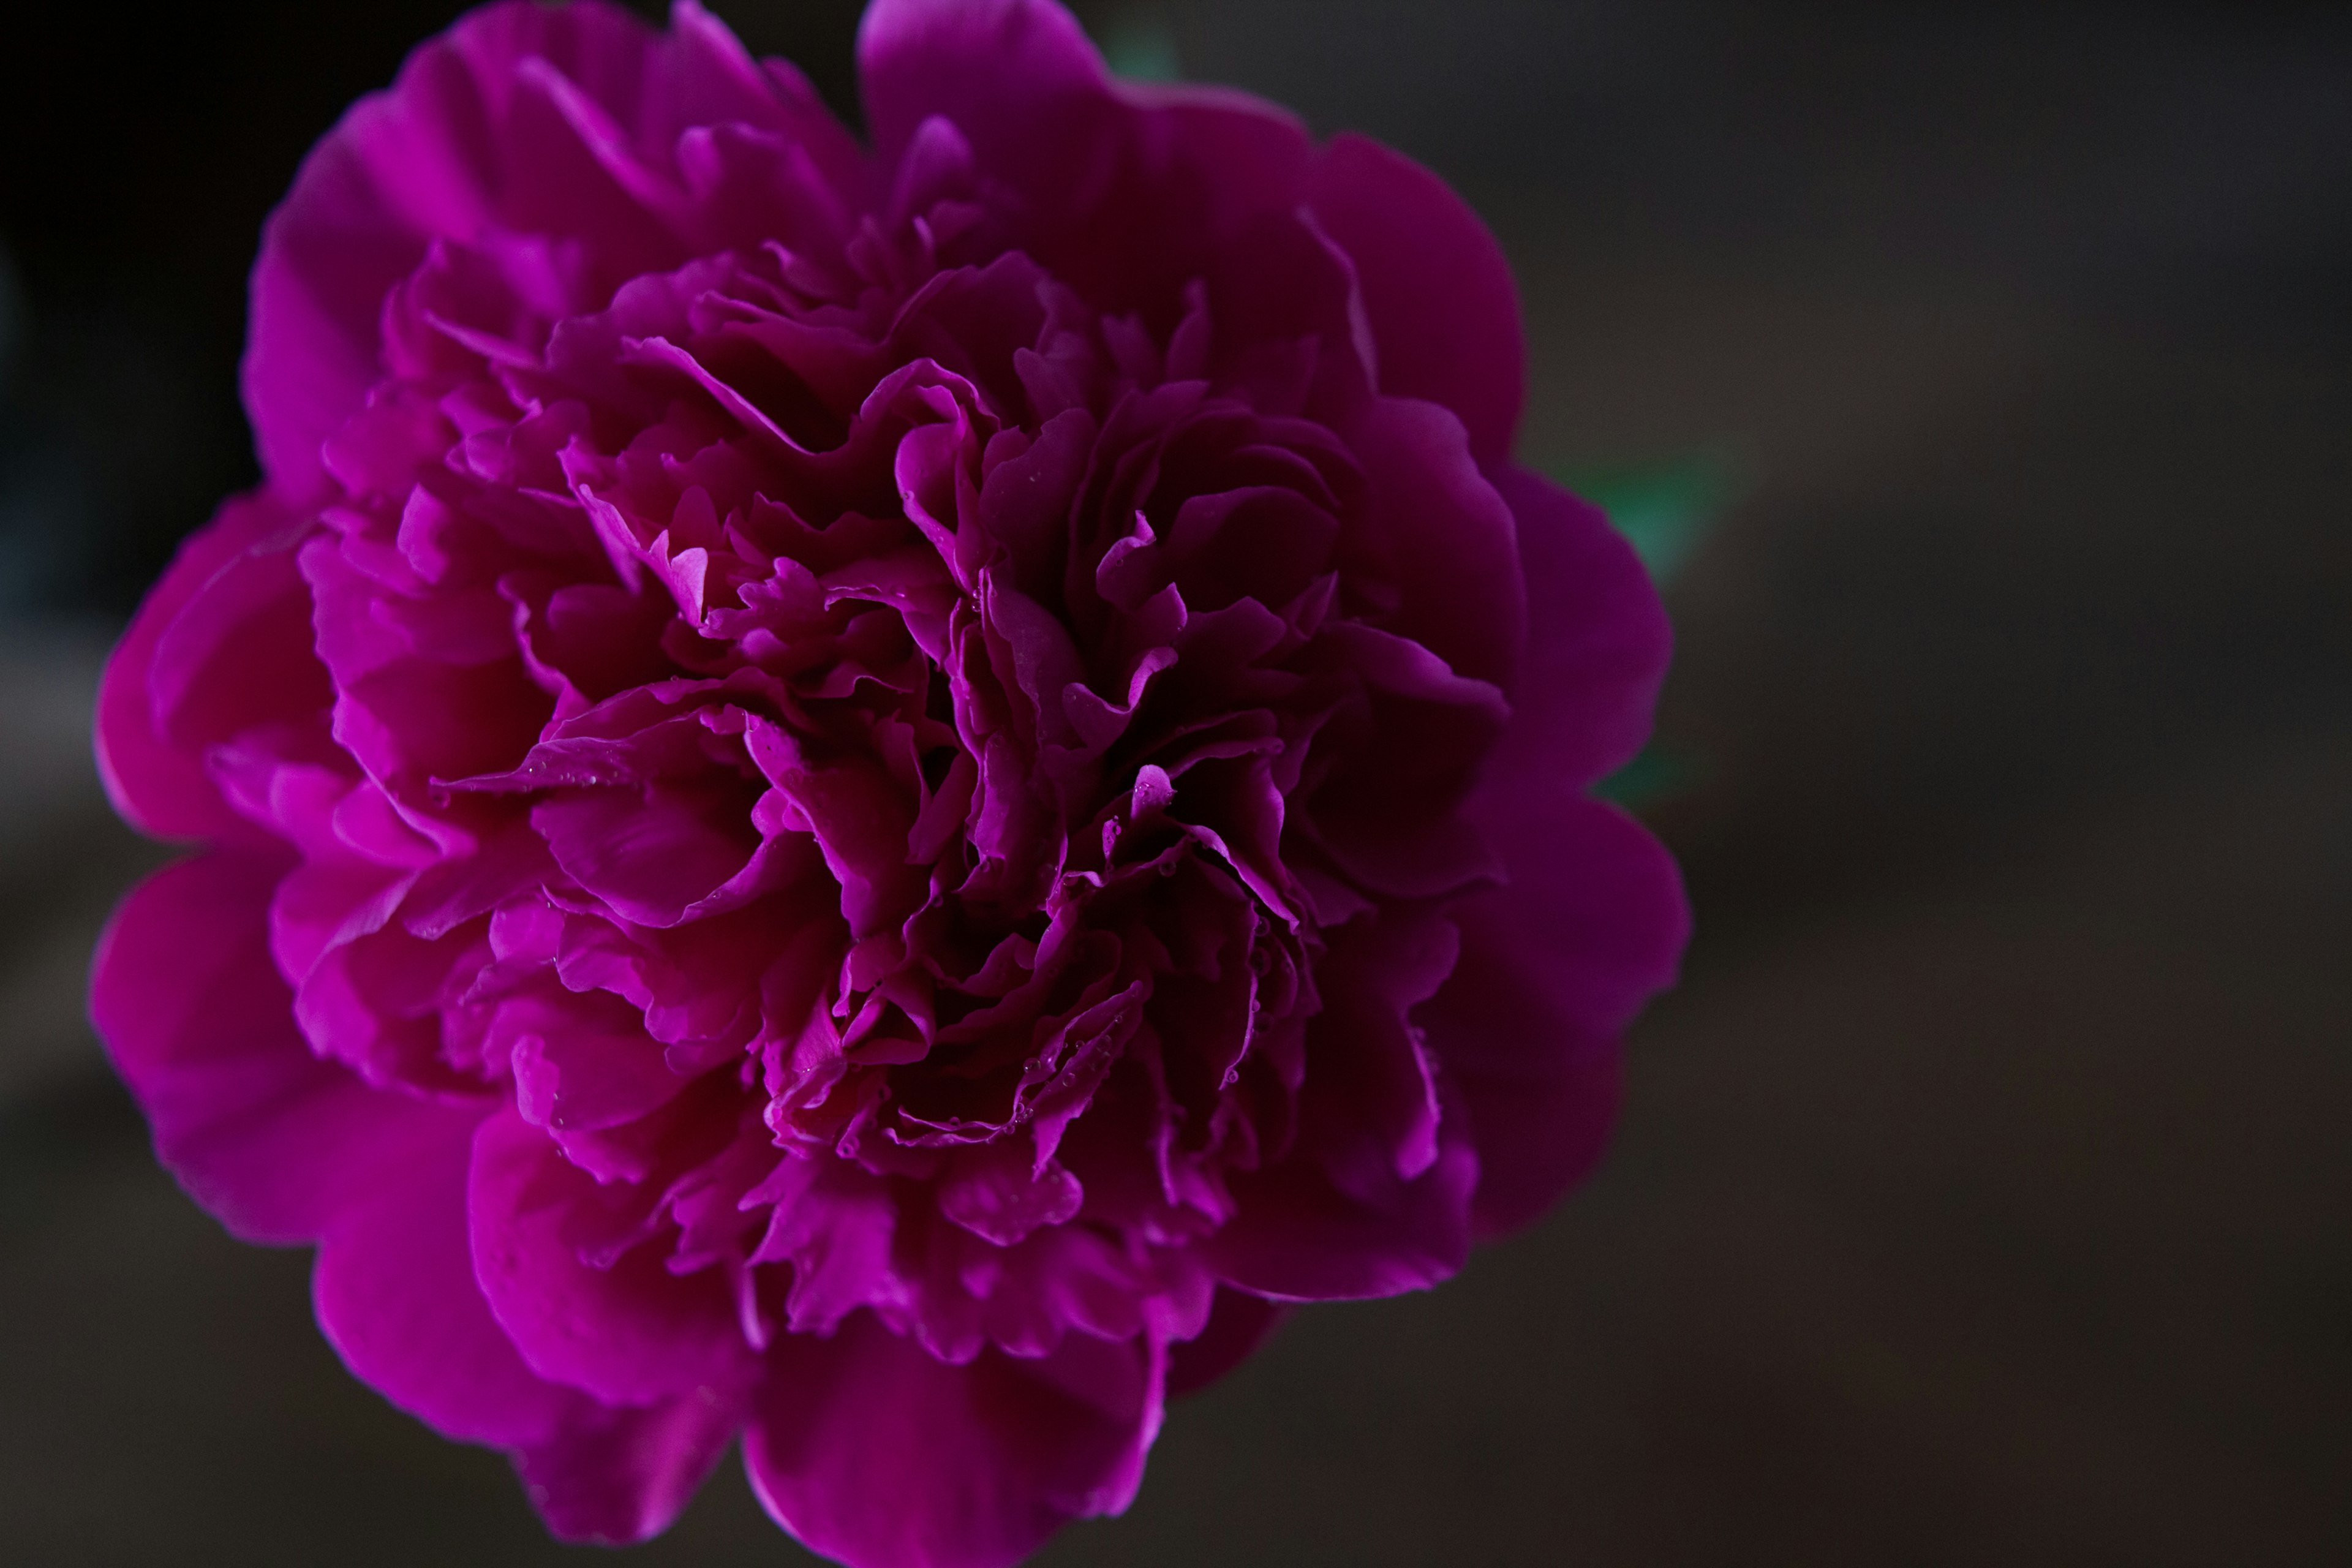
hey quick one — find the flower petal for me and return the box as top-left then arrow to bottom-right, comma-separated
89,851 -> 467,1245
469,1102 -> 760,1405
745,1311 -> 1163,1568
858,0 -> 1313,314
856,0 -> 1115,202
246,0 -> 860,499
94,489 -> 324,842
1422,797 -> 1687,1235
1349,396 -> 1527,691
1308,133 -> 1526,464
1483,462 -> 1672,791
1204,1063 -> 1479,1303
312,1111 -> 571,1447
513,1385 -> 746,1545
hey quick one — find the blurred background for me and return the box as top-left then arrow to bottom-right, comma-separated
2,0 -> 2347,1561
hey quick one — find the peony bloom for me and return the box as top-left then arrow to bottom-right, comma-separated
89,1 -> 1686,1562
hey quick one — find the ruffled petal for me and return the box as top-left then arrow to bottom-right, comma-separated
1204,1053 -> 1480,1303
500,986 -> 691,1133
468,1102 -> 760,1405
89,851 -> 468,1245
246,0 -> 862,499
245,0 -> 655,496
96,12 -> 1687,1559
745,1311 -> 1163,1568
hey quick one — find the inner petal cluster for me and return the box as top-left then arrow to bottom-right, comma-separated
240,119 -> 1510,1371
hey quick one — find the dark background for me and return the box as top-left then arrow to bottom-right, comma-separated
3,1 -> 2347,1562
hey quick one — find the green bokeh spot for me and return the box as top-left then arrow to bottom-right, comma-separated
1548,453 -> 1734,588
1547,453 -> 1733,808
1596,745 -> 1699,809
1096,7 -> 1183,82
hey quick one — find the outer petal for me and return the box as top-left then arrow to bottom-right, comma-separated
1205,920 -> 1482,1305
1421,467 -> 1680,1235
94,489 -> 320,842
321,1124 -> 744,1545
1203,1095 -> 1479,1303
1484,463 -> 1672,791
1308,133 -> 1526,464
513,1387 -> 746,1545
312,1110 -> 572,1448
1422,797 -> 1688,1236
858,0 -> 1313,315
239,1 -> 605,498
469,1102 -> 760,1406
245,0 -> 653,497
1350,395 -> 1528,693
319,1098 -> 746,1541
1297,908 -> 1459,1185
745,1311 -> 1163,1568
88,851 -> 467,1245
858,0 -> 1106,189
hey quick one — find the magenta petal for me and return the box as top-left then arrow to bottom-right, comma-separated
241,0 -> 554,503
246,143 -> 433,500
1351,396 -> 1526,690
858,0 -> 1111,195
94,489 -> 316,842
938,1142 -> 1084,1246
1205,1063 -> 1480,1305
746,1312 -> 1163,1568
1483,463 -> 1673,790
663,0 -> 869,199
502,987 -> 688,1133
1453,1049 -> 1623,1239
1308,910 -> 1458,1183
469,1104 -> 759,1405
1309,133 -> 1526,465
312,1112 -> 572,1447
532,781 -> 767,928
89,851 -> 470,1245
1205,1134 -> 1477,1302
514,1386 -> 745,1545
1422,798 -> 1687,1235
858,0 -> 1313,313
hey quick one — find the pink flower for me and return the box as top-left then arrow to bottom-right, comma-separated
89,2 -> 1686,1562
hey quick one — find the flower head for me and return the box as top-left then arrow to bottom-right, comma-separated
90,2 -> 1686,1562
